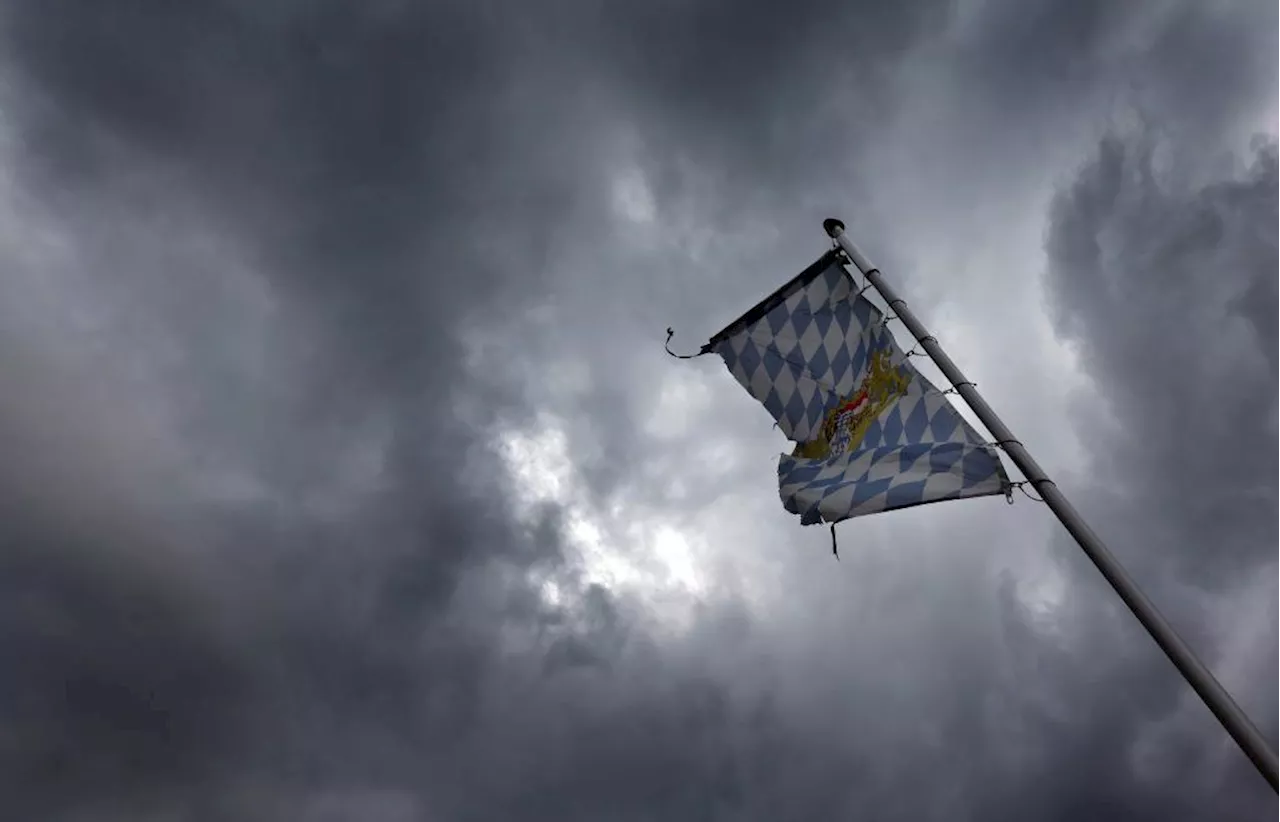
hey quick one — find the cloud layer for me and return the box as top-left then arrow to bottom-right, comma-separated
0,1 -> 1274,820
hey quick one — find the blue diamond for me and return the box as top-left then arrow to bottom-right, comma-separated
807,341 -> 830,382
928,443 -> 964,473
763,348 -> 786,381
763,386 -> 785,421
736,340 -> 761,378
783,386 -> 809,430
880,407 -> 904,447
884,479 -> 927,509
929,407 -> 959,442
829,343 -> 852,385
861,418 -> 883,450
851,477 -> 893,508
903,401 -> 930,443
899,444 -> 927,473
767,306 -> 793,337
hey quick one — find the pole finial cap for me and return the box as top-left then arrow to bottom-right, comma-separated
823,218 -> 846,238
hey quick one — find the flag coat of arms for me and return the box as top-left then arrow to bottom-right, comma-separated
701,250 -> 1010,525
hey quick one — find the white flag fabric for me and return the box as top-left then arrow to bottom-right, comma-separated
704,251 -> 1009,525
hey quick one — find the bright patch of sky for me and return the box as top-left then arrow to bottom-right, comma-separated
497,413 -> 711,629
610,166 -> 656,226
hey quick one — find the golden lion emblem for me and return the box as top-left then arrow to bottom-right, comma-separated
792,348 -> 911,461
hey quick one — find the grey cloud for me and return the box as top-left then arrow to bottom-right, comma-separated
0,1 -> 956,818
1046,130 -> 1278,587
954,1 -> 1276,138
995,125 -> 1279,820
0,1 -> 1275,821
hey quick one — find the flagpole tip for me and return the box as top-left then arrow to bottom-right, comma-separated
822,218 -> 846,238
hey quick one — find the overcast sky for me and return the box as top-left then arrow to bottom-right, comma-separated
0,2 -> 1275,820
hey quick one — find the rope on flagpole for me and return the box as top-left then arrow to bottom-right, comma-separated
664,327 -> 706,359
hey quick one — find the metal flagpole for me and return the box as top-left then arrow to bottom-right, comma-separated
822,217 -> 1279,792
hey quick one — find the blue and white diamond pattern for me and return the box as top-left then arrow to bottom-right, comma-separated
778,442 -> 1007,525
713,264 -> 878,443
712,257 -> 1009,525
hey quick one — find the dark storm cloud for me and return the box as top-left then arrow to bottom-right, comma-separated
991,127 -> 1279,820
593,0 -> 951,203
937,7 -> 1279,816
955,0 -> 1276,134
0,1 -> 1275,821
0,1 -> 958,820
891,0 -> 1279,229
1045,130 -> 1278,585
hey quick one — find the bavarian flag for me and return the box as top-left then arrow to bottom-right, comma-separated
701,249 -> 1010,526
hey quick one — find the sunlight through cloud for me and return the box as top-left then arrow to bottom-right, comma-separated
497,416 -> 710,628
